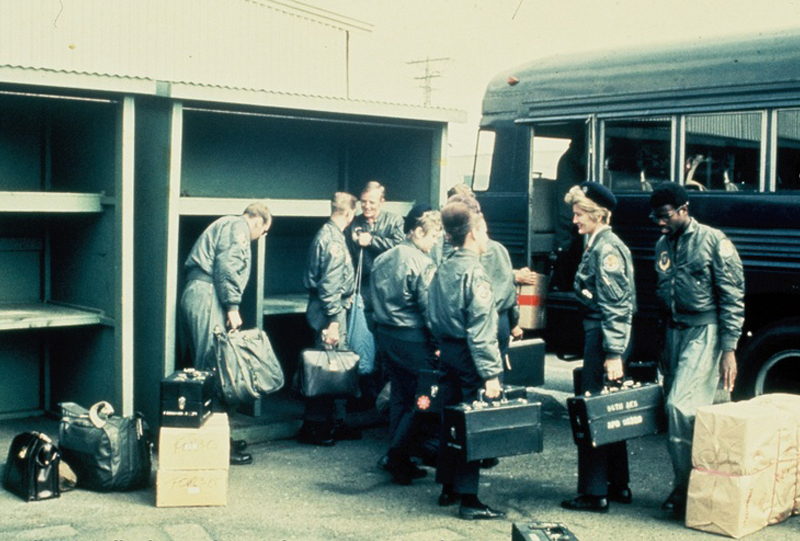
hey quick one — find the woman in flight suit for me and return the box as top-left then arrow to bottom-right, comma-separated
561,181 -> 636,513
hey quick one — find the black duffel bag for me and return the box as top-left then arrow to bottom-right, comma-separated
3,431 -> 60,501
213,327 -> 285,408
58,401 -> 152,492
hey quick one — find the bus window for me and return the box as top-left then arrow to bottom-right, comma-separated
472,130 -> 496,191
602,117 -> 671,192
684,112 -> 761,192
776,109 -> 800,191
532,136 -> 571,180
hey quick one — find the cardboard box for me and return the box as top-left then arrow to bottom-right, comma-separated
692,402 -> 783,475
156,469 -> 227,507
517,273 -> 548,330
750,393 -> 800,515
686,467 -> 774,538
158,412 -> 229,471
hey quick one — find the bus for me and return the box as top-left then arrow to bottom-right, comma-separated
473,31 -> 800,398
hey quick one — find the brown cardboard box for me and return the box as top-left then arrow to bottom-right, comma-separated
692,402 -> 782,475
517,273 -> 548,330
750,393 -> 800,516
686,467 -> 775,538
156,469 -> 227,507
158,412 -> 229,471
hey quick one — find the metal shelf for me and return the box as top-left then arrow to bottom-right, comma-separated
179,197 -> 415,218
0,192 -> 104,213
0,302 -> 103,331
263,293 -> 308,316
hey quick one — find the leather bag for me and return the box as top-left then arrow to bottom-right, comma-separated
297,348 -> 360,398
3,431 -> 60,501
346,249 -> 376,375
58,401 -> 152,492
213,327 -> 285,408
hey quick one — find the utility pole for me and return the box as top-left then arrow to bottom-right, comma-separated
407,56 -> 450,106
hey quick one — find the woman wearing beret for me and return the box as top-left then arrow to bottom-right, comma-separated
561,181 -> 637,513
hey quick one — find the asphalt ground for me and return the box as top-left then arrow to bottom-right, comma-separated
1,358 -> 799,541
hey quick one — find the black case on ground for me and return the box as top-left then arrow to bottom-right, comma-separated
512,522 -> 580,541
3,431 -> 61,502
503,338 -> 546,387
567,382 -> 665,448
443,394 -> 542,462
160,368 -> 214,428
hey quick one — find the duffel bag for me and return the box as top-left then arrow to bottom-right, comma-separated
3,431 -> 60,501
58,401 -> 152,492
213,327 -> 285,408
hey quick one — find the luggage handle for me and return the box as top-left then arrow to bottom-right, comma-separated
474,387 -> 525,408
88,401 -> 114,428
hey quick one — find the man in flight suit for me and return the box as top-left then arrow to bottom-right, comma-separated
180,201 -> 272,465
650,183 -> 744,517
297,192 -> 358,446
347,181 -> 405,403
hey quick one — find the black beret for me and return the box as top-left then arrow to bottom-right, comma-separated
579,181 -> 617,211
404,203 -> 432,233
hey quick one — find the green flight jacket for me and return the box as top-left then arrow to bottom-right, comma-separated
428,249 -> 503,380
184,215 -> 252,312
304,220 -> 355,332
574,227 -> 636,356
481,239 -> 520,326
370,240 -> 436,332
654,218 -> 744,352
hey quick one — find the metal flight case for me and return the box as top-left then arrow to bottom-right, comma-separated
567,381 -> 664,448
443,390 -> 543,462
160,368 -> 215,428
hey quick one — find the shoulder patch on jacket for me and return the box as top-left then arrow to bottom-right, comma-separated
603,253 -> 620,273
719,238 -> 735,258
330,242 -> 343,259
476,280 -> 491,300
658,251 -> 671,272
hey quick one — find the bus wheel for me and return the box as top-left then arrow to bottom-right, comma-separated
734,320 -> 800,400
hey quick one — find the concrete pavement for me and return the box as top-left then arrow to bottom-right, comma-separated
1,384 -> 798,540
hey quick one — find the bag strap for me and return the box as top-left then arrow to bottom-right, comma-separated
353,248 -> 364,295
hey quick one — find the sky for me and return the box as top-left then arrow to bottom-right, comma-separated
308,0 -> 800,164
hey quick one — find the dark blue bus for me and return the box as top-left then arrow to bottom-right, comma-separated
474,31 -> 800,398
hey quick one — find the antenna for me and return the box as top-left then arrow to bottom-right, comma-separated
407,57 -> 450,106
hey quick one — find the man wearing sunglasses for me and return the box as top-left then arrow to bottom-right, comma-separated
649,183 -> 744,518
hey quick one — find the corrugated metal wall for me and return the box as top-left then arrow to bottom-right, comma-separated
0,0 -> 350,96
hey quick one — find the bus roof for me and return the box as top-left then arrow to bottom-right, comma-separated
483,31 -> 800,123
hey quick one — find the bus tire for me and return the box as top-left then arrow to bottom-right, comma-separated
733,318 -> 800,400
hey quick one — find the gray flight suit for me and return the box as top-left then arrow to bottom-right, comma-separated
481,239 -> 520,358
655,218 -> 744,492
429,249 -> 503,495
179,215 -> 253,371
303,219 -> 355,426
371,240 -> 437,466
573,226 -> 636,497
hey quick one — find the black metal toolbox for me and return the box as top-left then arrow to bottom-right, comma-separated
503,337 -> 545,387
160,368 -> 214,428
512,522 -> 580,541
442,392 -> 542,462
567,381 -> 664,447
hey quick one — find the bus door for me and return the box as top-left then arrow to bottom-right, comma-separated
526,120 -> 591,291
